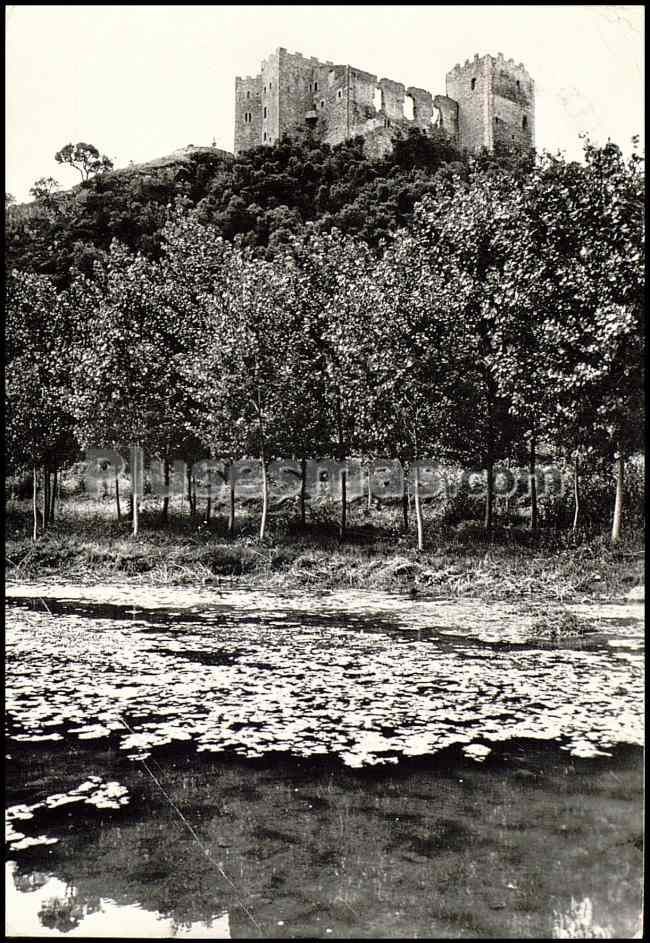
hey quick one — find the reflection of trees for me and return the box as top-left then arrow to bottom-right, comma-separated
12,869 -> 50,894
38,884 -> 102,933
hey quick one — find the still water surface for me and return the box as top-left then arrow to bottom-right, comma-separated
5,585 -> 644,938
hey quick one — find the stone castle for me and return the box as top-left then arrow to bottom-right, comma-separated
235,48 -> 535,158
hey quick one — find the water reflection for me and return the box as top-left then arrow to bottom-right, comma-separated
6,862 -> 230,938
4,585 -> 644,938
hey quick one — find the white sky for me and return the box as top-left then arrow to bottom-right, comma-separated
5,4 -> 645,203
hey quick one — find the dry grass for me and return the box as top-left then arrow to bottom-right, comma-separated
4,495 -> 644,600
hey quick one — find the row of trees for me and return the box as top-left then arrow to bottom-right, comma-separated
5,139 -> 644,546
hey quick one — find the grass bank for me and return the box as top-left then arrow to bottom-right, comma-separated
5,496 -> 644,602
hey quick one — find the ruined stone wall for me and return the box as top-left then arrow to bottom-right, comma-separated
234,75 -> 263,154
259,51 -> 282,146
432,95 -> 459,143
275,49 -> 335,142
491,56 -> 535,151
235,47 -> 533,158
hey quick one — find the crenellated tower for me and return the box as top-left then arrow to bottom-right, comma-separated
445,52 -> 535,153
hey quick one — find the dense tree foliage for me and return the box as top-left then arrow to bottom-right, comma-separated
5,137 -> 645,545
6,129 -> 464,287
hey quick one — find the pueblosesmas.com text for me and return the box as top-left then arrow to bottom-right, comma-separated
84,448 -> 564,501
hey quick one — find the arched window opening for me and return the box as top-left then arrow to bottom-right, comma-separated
471,78 -> 476,91
522,114 -> 528,130
373,87 -> 383,112
403,94 -> 415,120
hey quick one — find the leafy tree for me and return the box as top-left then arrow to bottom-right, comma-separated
493,140 -> 644,540
29,177 -> 60,202
409,171 -> 525,535
5,270 -> 77,537
55,142 -> 114,181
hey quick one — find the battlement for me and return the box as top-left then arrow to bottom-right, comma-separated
447,52 -> 533,82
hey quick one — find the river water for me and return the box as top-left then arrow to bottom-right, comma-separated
5,584 -> 644,938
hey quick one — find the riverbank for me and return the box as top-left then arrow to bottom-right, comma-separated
5,499 -> 644,602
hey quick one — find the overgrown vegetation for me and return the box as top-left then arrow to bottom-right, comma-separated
5,492 -> 644,600
5,129 -> 464,285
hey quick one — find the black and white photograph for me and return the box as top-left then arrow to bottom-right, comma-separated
5,4 -> 644,938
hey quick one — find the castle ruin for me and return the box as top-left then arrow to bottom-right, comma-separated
235,49 -> 535,157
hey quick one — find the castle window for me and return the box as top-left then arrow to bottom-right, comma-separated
269,80 -> 272,89
471,78 -> 476,91
373,87 -> 383,112
244,112 -> 252,124
263,106 -> 267,118
314,80 -> 318,91
337,89 -> 343,99
320,99 -> 325,109
246,90 -> 250,99
403,94 -> 415,121
263,132 -> 267,142
516,80 -> 520,89
384,118 -> 391,128
309,82 -> 312,91
263,85 -> 267,94
522,114 -> 528,130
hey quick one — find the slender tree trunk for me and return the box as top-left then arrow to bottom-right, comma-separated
484,456 -> 494,535
192,476 -> 197,515
161,458 -> 169,523
611,450 -> 625,545
529,433 -> 538,531
43,467 -> 49,531
340,468 -> 347,540
414,461 -> 424,552
402,466 -> 409,533
300,456 -> 307,526
367,466 -> 373,511
572,450 -> 580,532
32,466 -> 38,542
335,394 -> 347,541
50,468 -> 58,523
484,382 -> 495,536
132,491 -> 139,537
115,468 -> 122,522
228,464 -> 236,539
206,467 -> 212,524
132,448 -> 140,538
259,456 -> 269,541
186,465 -> 194,518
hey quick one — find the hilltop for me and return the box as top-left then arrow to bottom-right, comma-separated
5,127 -> 476,286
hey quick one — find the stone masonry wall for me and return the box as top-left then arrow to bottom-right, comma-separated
235,47 -> 534,157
